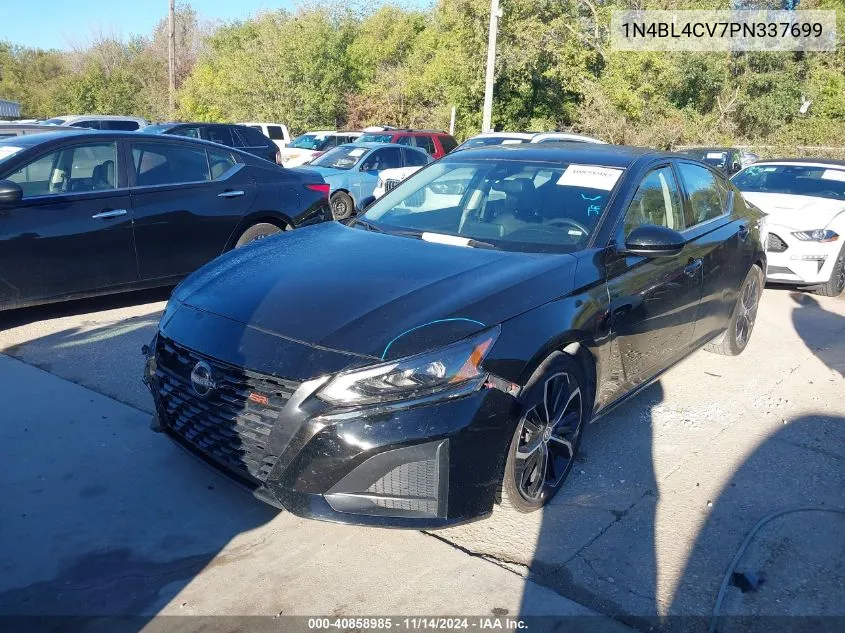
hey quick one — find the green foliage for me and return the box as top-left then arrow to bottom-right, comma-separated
2,0 -> 844,148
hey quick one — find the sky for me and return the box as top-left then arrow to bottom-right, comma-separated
0,0 -> 300,50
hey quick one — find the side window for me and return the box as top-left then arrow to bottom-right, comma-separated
208,148 -> 238,180
439,136 -> 458,153
396,136 -> 415,147
70,120 -> 100,129
622,166 -> 685,238
362,147 -> 403,171
404,148 -> 428,167
266,125 -> 284,140
714,174 -> 733,212
238,126 -> 272,147
420,135 -> 437,155
103,120 -> 140,131
132,142 -> 210,186
206,126 -> 234,147
170,126 -> 201,139
6,142 -> 117,196
677,162 -> 725,227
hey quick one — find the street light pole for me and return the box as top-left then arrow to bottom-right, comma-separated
481,0 -> 501,134
168,0 -> 176,118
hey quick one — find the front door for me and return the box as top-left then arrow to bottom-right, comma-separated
0,139 -> 137,308
604,164 -> 704,397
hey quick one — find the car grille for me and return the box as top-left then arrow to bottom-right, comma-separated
384,179 -> 401,193
767,233 -> 788,253
154,336 -> 300,483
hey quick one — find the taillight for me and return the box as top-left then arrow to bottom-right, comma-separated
306,183 -> 330,199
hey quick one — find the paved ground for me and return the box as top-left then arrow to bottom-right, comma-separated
1,286 -> 843,630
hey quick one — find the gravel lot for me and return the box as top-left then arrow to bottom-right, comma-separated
1,285 -> 843,629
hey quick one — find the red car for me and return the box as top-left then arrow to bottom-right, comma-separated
356,129 -> 458,159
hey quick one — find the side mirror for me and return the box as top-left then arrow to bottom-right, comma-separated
356,195 -> 376,214
0,180 -> 22,205
623,224 -> 685,258
731,161 -> 741,173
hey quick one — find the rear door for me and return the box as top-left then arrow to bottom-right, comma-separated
674,160 -> 749,348
605,164 -> 704,396
128,139 -> 258,281
0,138 -> 137,307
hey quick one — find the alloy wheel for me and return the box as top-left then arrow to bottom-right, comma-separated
735,275 -> 760,347
332,198 -> 348,219
513,372 -> 582,501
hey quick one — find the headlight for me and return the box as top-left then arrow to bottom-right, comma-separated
791,229 -> 839,242
317,327 -> 500,406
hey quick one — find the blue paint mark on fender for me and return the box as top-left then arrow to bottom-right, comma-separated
381,318 -> 487,360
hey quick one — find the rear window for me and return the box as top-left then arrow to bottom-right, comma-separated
266,125 -> 285,140
358,133 -> 394,143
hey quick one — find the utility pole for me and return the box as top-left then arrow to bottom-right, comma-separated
168,0 -> 176,118
481,0 -> 501,134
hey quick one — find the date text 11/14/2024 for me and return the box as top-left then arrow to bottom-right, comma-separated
307,618 -> 528,630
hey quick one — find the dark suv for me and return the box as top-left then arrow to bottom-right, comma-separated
143,122 -> 280,164
356,129 -> 458,159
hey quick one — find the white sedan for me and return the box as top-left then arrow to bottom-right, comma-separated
733,160 -> 845,296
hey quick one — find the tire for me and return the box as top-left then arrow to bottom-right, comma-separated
234,222 -> 285,248
501,351 -> 591,513
330,191 -> 354,220
705,264 -> 764,356
813,244 -> 845,297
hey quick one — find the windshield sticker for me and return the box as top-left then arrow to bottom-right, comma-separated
421,232 -> 471,247
821,169 -> 845,182
348,148 -> 366,157
706,152 -> 726,159
557,165 -> 623,191
0,146 -> 24,160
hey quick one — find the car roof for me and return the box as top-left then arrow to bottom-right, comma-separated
54,114 -> 147,122
0,123 -> 77,132
340,141 -> 410,150
444,142 -> 668,168
751,158 -> 845,168
468,132 -> 535,140
681,147 -> 736,153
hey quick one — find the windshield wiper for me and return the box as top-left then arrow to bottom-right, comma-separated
466,238 -> 501,250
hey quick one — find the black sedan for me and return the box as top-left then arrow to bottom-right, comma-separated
144,144 -> 766,527
142,122 -> 280,164
0,131 -> 331,311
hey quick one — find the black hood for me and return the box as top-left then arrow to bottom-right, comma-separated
173,222 -> 577,360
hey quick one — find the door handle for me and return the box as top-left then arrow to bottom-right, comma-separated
218,190 -> 245,198
738,224 -> 750,241
684,258 -> 703,277
91,209 -> 128,220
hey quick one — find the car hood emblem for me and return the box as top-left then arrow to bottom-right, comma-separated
190,360 -> 217,397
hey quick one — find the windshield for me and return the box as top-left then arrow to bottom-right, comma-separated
0,142 -> 27,165
685,150 -> 728,168
357,133 -> 393,143
457,136 -> 529,150
289,134 -> 326,150
360,160 -> 622,253
41,118 -> 66,125
733,164 -> 845,201
310,145 -> 368,170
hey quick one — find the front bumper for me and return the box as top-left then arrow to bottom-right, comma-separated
765,227 -> 840,284
145,332 -> 519,528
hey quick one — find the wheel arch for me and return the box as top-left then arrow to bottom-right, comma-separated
224,211 -> 294,251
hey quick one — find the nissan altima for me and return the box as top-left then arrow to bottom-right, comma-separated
0,131 -> 331,311
144,144 -> 766,528
733,159 -> 845,297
